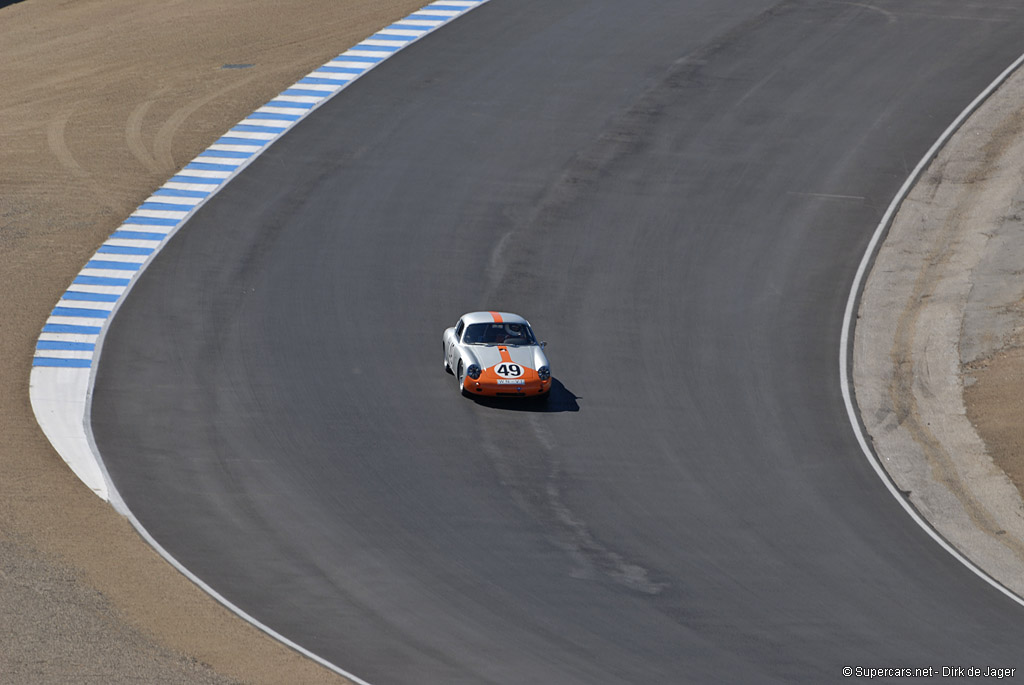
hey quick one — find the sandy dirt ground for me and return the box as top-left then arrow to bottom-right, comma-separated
0,1 -> 423,682
968,346 -> 1024,491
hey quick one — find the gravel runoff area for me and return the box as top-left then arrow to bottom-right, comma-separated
5,0 -> 1024,683
855,62 -> 1024,597
0,1 -> 423,682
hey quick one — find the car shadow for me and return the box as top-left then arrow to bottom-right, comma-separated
468,378 -> 580,413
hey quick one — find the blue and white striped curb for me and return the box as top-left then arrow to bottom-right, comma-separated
29,0 -> 489,502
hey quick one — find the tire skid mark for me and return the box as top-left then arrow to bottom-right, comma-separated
46,109 -> 125,213
126,92 -> 168,175
46,111 -> 87,178
482,420 -> 665,596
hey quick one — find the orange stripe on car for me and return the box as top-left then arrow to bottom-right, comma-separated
489,311 -> 503,323
497,346 -> 513,363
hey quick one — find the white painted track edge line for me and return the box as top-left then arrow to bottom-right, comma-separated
840,51 -> 1024,608
29,1 -> 494,683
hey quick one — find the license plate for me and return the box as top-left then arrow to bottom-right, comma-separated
497,379 -> 524,385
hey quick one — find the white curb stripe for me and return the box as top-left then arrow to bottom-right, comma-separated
163,182 -> 220,192
395,19 -> 445,27
132,209 -> 190,220
104,239 -> 163,250
288,84 -> 340,93
174,168 -> 234,179
361,39 -> 410,48
57,299 -> 118,311
223,131 -> 277,141
143,195 -> 203,207
378,29 -> 430,37
257,106 -> 312,116
47,316 -> 108,328
38,349 -> 95,360
39,332 -> 100,341
321,60 -> 370,69
274,95 -> 325,104
344,49 -> 397,58
64,284 -> 128,296
84,254 -> 148,265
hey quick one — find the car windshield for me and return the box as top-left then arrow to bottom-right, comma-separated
462,322 -> 537,346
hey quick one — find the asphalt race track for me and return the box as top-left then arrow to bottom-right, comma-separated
92,1 -> 1024,683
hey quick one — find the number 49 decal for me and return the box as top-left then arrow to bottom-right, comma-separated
495,363 -> 524,378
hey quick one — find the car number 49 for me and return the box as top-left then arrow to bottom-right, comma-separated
495,363 -> 523,378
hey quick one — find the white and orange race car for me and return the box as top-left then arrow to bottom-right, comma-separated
443,311 -> 551,399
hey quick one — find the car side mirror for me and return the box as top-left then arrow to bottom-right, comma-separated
540,341 -> 547,349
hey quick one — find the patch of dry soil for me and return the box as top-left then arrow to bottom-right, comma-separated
965,313 -> 1024,495
0,1 -> 425,682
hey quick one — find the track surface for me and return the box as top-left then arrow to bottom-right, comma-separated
93,1 -> 1024,682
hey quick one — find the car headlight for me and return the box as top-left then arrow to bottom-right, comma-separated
467,364 -> 481,379
537,366 -> 550,381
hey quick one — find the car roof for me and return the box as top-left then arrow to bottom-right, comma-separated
460,311 -> 530,326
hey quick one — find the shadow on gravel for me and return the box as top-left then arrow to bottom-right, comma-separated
469,378 -> 580,413
0,0 -> 26,9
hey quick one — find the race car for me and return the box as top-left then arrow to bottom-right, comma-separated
443,311 -> 551,398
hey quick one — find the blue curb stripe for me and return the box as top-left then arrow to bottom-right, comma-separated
215,137 -> 268,147
169,175 -> 225,185
37,341 -> 96,351
139,202 -> 194,211
315,66 -> 364,75
334,54 -> 384,63
73,275 -> 133,287
348,44 -> 401,53
185,161 -> 240,172
62,291 -> 122,302
369,34 -> 413,43
266,100 -> 316,110
110,230 -> 167,241
33,357 -> 93,368
124,216 -> 181,227
85,260 -> 142,271
231,124 -> 288,134
248,112 -> 303,121
43,323 -> 103,334
281,88 -> 333,97
154,188 -> 211,198
98,245 -> 155,256
52,306 -> 110,318
199,150 -> 253,159
298,79 -> 352,88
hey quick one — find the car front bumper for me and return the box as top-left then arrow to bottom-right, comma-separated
463,377 -> 550,397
